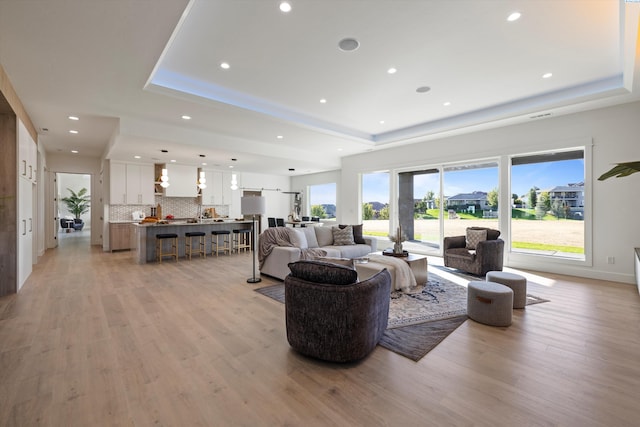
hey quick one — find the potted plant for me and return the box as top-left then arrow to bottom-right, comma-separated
61,187 -> 90,230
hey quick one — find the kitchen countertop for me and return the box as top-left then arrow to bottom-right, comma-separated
131,219 -> 253,264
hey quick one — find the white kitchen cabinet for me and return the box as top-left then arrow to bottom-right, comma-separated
18,119 -> 37,183
109,162 -> 155,205
126,164 -> 155,204
200,170 -> 233,205
110,162 -> 127,204
18,178 -> 33,291
164,164 -> 198,198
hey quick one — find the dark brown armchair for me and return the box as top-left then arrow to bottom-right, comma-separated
284,260 -> 391,363
443,227 -> 504,276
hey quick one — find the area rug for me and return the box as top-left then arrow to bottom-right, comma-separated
255,270 -> 548,362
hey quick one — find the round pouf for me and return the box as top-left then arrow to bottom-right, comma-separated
486,271 -> 527,309
467,281 -> 513,327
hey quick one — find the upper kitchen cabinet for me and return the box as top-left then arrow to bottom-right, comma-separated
164,164 -> 198,198
18,118 -> 37,183
126,164 -> 155,204
109,161 -> 155,205
200,170 -> 232,205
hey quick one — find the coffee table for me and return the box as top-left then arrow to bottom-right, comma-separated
378,252 -> 428,286
355,252 -> 429,291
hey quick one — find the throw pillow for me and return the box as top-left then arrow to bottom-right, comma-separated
300,226 -> 319,248
466,228 -> 487,250
288,260 -> 358,285
467,226 -> 500,240
332,225 -> 355,246
315,226 -> 334,246
313,256 -> 355,269
288,228 -> 308,249
339,224 -> 366,244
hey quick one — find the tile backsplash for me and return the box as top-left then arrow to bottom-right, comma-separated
109,195 -> 229,221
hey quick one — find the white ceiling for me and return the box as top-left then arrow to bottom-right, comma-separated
1,0 -> 639,176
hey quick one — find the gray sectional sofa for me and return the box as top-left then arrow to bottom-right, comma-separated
258,225 -> 377,280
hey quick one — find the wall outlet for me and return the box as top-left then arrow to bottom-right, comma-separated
607,256 -> 615,264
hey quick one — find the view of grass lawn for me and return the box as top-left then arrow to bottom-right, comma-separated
363,213 -> 584,256
512,241 -> 584,254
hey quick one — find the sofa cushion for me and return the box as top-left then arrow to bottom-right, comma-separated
315,226 -> 334,247
334,244 -> 372,259
300,226 -> 319,248
446,247 -> 477,260
332,225 -> 355,245
314,256 -> 355,269
466,228 -> 487,250
289,228 -> 308,249
288,260 -> 358,285
340,224 -> 366,244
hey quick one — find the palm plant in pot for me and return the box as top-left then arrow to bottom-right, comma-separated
61,187 -> 90,230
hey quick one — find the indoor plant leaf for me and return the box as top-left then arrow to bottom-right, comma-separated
597,161 -> 640,181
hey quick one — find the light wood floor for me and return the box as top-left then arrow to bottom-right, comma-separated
1,233 -> 639,426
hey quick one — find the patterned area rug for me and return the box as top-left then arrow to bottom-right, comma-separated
255,270 -> 549,362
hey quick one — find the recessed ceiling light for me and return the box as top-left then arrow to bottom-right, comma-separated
443,101 -> 451,106
379,120 -> 385,124
542,72 -> 553,79
337,148 -> 343,152
220,62 -> 230,69
68,116 -> 79,121
319,98 -> 327,104
279,2 -> 291,13
229,165 -> 234,169
134,155 -> 141,159
181,115 -> 191,120
201,162 -> 207,166
170,159 -> 176,163
416,86 -> 431,93
277,135 -> 283,139
69,130 -> 78,134
71,150 -> 79,154
507,12 -> 521,22
338,38 -> 359,52
387,67 -> 397,74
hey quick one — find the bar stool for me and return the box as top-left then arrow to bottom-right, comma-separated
211,230 -> 231,256
156,233 -> 178,263
232,229 -> 252,253
185,231 -> 206,260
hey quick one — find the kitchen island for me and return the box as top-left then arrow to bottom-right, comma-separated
132,220 -> 252,264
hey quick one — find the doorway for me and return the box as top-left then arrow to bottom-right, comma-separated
56,172 -> 92,247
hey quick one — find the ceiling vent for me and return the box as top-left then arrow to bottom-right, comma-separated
529,113 -> 552,119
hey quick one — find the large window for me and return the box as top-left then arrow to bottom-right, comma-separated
361,172 -> 389,238
397,162 -> 498,254
510,150 -> 585,260
398,169 -> 441,252
442,162 -> 499,239
308,183 -> 336,223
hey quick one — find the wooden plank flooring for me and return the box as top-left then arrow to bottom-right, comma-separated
1,232 -> 639,426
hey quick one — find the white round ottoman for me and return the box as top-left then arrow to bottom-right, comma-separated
467,281 -> 513,327
486,271 -> 527,309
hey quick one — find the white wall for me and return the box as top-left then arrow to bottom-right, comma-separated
338,101 -> 640,284
237,172 -> 291,230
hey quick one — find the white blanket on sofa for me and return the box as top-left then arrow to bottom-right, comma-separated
367,254 -> 417,292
